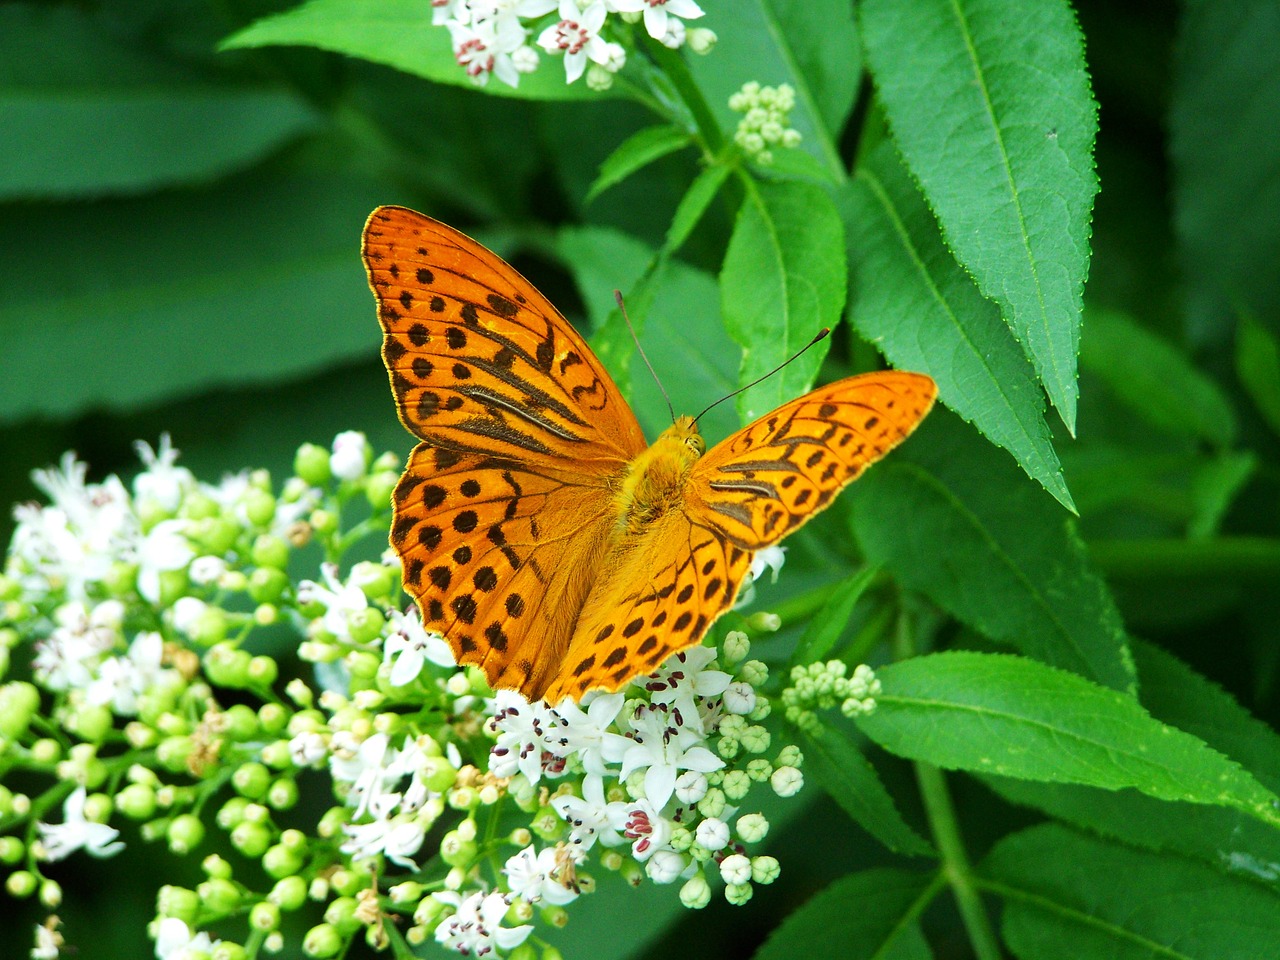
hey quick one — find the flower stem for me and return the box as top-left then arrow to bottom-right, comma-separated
894,608 -> 1003,960
1090,536 -> 1280,581
644,38 -> 724,156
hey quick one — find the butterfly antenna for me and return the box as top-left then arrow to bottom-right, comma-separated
615,289 -> 676,423
693,327 -> 832,424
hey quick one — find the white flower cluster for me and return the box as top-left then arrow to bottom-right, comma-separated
729,81 -> 802,165
434,0 -> 709,89
781,660 -> 881,733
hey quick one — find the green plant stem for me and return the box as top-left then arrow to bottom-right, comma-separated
1090,536 -> 1280,580
895,609 -> 1003,960
645,39 -> 724,156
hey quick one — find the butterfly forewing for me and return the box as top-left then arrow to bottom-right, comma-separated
364,207 -> 646,468
689,372 -> 937,548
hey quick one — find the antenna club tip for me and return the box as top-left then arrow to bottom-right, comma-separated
815,327 -> 831,342
613,289 -> 625,308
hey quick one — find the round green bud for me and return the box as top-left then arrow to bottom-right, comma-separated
269,876 -> 309,912
242,489 -> 277,528
39,878 -> 62,908
158,884 -> 201,921
0,835 -> 24,864
365,472 -> 399,511
0,681 -> 40,739
541,947 -> 566,960
156,735 -> 195,774
212,944 -> 248,960
203,854 -> 234,880
167,813 -> 206,854
268,779 -> 299,811
258,703 -> 289,736
324,896 -> 361,935
217,796 -> 250,829
725,881 -> 754,905
509,946 -> 538,960
317,806 -> 348,838
247,655 -> 278,688
346,609 -> 385,646
294,444 -> 332,487
329,869 -> 363,898
189,606 -> 230,646
189,517 -> 239,556
309,509 -> 338,537
222,704 -> 259,742
204,643 -> 251,688
722,770 -> 751,801
248,567 -> 289,605
180,492 -> 220,521
260,740 -> 292,770
251,534 -> 291,570
251,900 -> 282,931
230,820 -> 272,859
30,738 -> 61,764
197,877 -> 242,913
302,923 -> 343,959
680,874 -> 712,909
6,870 -> 36,898
388,881 -> 424,905
69,703 -> 114,743
697,788 -> 727,820
262,843 -> 304,879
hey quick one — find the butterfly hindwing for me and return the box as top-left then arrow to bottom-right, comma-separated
689,372 -> 937,548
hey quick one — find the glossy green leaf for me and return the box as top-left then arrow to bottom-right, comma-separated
0,6 -> 319,199
585,125 -> 693,204
754,868 -> 935,960
222,0 -> 599,101
861,0 -> 1098,433
720,179 -> 844,424
1189,452 -> 1256,539
1082,308 -> 1238,448
845,143 -> 1073,511
849,410 -> 1131,691
983,824 -> 1280,960
858,652 -> 1280,827
762,0 -> 861,138
802,724 -> 934,858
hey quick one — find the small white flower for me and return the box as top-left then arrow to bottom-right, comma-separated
608,0 -> 702,41
297,563 -> 370,643
329,431 -> 370,482
503,845 -> 580,905
85,630 -> 173,715
645,848 -> 687,884
719,852 -> 752,885
36,787 -> 123,861
289,730 -> 328,768
619,701 -> 724,810
31,920 -> 62,960
341,804 -> 428,869
383,608 -> 456,686
489,690 -> 566,784
133,435 -> 194,512
694,817 -> 730,851
550,691 -> 630,776
553,774 -> 625,850
153,917 -> 219,960
723,681 -> 757,716
673,770 -> 708,805
187,555 -> 226,585
135,519 -> 194,605
609,798 -> 671,861
433,890 -> 533,955
32,602 -> 116,692
449,13 -> 530,87
538,0 -> 613,84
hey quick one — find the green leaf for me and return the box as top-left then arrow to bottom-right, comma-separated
558,227 -> 740,442
802,724 -> 934,858
585,125 -> 693,204
222,0 -> 599,101
861,0 -> 1099,433
0,172 -> 393,423
1236,313 -> 1280,435
754,868 -> 934,960
686,0 -> 849,178
857,652 -> 1280,827
762,0 -> 862,138
983,824 -> 1280,960
793,567 -> 880,665
849,410 -> 1132,692
720,179 -> 845,424
0,6 -> 319,200
1189,452 -> 1256,539
1172,0 -> 1280,339
981,640 -> 1280,889
664,163 -> 732,254
844,142 -> 1073,511
1082,308 -> 1238,448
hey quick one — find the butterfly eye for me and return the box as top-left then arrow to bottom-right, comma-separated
685,435 -> 705,455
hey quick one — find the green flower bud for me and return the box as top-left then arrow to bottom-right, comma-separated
440,830 -> 478,868
725,881 -> 754,905
217,797 -> 250,829
181,492 -> 221,521
365,472 -> 399,511
39,878 -> 62,908
258,703 -> 289,736
30,738 -> 60,764
168,813 -> 206,854
248,656 -> 279,688
722,770 -> 751,801
0,681 -> 40,739
329,868 -> 363,898
248,567 -> 289,605
388,881 -> 424,905
262,843 -> 304,879
156,735 -> 195,773
212,943 -> 248,960
697,788 -> 727,820
189,606 -> 230,646
203,854 -> 233,879
259,740 -> 292,770
242,489 -> 277,528
302,922 -> 343,958
309,509 -> 339,537
222,704 -> 259,741
158,884 -> 201,921
346,609 -> 385,646
251,900 -> 282,931
230,820 -> 272,858
324,896 -> 361,935
294,443 -> 332,486
251,534 -> 291,570
0,835 -> 24,864
508,944 -> 538,960
267,778 -> 299,811
741,725 -> 771,754
736,813 -> 769,843
197,877 -> 241,913
204,643 -> 251,687
679,874 -> 711,909
189,517 -> 239,556
751,855 -> 780,884
269,875 -> 308,912
6,870 -> 36,898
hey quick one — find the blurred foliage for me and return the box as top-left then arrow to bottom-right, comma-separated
2,0 -> 1279,957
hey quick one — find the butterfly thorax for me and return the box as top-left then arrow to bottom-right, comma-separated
614,415 -> 705,537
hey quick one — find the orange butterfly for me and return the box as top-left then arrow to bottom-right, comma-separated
363,207 -> 936,704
